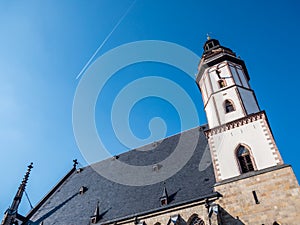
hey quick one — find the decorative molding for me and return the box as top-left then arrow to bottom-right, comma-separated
260,116 -> 284,165
209,137 -> 222,181
205,111 -> 266,137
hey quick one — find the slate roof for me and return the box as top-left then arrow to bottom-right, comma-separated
25,126 -> 217,225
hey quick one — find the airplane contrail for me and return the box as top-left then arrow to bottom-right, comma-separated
76,0 -> 137,80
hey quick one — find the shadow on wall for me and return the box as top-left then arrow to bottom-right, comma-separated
218,206 -> 245,225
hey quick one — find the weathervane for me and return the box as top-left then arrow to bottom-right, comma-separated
206,33 -> 211,40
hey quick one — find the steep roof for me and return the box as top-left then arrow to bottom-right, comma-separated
26,126 -> 217,225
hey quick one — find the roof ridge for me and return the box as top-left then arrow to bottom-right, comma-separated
86,125 -> 208,169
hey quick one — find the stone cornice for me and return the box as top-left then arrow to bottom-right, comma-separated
205,111 -> 266,137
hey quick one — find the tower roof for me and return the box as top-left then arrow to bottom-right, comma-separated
202,38 -> 234,56
203,38 -> 221,53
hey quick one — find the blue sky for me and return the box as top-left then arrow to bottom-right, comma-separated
0,0 -> 300,216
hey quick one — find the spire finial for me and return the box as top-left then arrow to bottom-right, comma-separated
20,162 -> 33,193
206,33 -> 211,40
1,163 -> 34,225
73,159 -> 78,168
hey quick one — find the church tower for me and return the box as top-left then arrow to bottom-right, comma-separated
196,38 -> 300,224
2,38 -> 300,225
196,37 -> 282,181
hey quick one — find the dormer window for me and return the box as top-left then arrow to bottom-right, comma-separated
90,201 -> 100,224
160,185 -> 168,206
224,100 -> 235,113
160,198 -> 167,206
218,79 -> 226,88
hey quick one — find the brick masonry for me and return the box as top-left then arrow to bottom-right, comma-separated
214,165 -> 300,224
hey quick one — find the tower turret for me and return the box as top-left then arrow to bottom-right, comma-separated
1,163 -> 33,225
197,39 -> 259,129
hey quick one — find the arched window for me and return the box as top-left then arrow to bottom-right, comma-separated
237,145 -> 255,173
187,214 -> 205,225
224,100 -> 235,113
218,79 -> 226,88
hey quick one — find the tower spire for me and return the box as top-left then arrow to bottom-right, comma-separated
1,163 -> 33,225
196,39 -> 282,181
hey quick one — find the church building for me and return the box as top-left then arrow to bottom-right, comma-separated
2,38 -> 300,225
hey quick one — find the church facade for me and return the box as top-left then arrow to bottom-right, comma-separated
2,39 -> 300,225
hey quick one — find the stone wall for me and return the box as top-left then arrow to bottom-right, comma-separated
108,201 -> 213,225
107,166 -> 300,225
214,165 -> 300,224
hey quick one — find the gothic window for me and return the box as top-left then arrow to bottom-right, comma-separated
218,79 -> 226,88
224,100 -> 235,113
187,214 -> 205,225
237,145 -> 255,173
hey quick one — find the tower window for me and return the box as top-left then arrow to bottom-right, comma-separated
252,190 -> 260,204
224,100 -> 235,113
218,79 -> 226,88
237,145 -> 255,173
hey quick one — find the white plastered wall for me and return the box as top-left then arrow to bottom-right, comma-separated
209,118 -> 280,180
211,87 -> 245,125
199,61 -> 260,128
